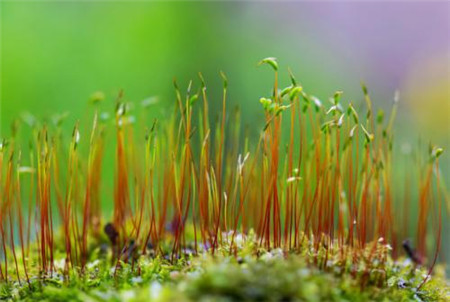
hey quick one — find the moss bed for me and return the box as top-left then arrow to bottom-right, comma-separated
0,231 -> 448,302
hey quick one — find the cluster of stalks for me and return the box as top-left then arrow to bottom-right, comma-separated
0,58 -> 445,288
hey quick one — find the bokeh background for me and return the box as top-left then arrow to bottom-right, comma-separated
1,1 -> 449,260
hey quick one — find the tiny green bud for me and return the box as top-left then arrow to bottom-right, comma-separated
275,105 -> 290,116
198,72 -> 206,89
258,57 -> 278,71
220,71 -> 228,89
259,97 -> 273,111
288,68 -> 297,86
348,103 -> 359,124
189,94 -> 199,106
431,146 -> 444,160
289,86 -> 303,101
90,91 -> 105,104
321,120 -> 334,133
280,86 -> 292,97
377,110 -> 384,124
361,124 -> 374,143
333,91 -> 343,105
361,82 -> 368,96
302,104 -> 309,113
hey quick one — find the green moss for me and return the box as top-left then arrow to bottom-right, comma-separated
0,232 -> 448,301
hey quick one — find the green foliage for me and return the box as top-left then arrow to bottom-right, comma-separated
0,233 -> 448,301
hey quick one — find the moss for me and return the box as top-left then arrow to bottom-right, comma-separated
0,233 -> 448,301
0,65 -> 447,301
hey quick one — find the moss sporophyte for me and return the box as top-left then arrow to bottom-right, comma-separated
0,58 -> 448,301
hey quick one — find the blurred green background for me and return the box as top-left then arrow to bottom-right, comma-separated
1,1 -> 449,259
1,2 -> 449,142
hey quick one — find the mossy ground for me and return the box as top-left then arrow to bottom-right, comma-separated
0,231 -> 448,301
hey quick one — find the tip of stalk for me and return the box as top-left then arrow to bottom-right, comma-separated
198,72 -> 206,89
360,82 -> 368,96
187,80 -> 193,95
258,57 -> 278,71
72,124 -> 80,150
377,110 -> 384,124
173,78 -> 179,91
116,102 -> 126,117
394,90 -> 400,104
333,91 -> 343,105
360,124 -> 374,143
288,67 -> 297,86
220,71 -> 228,89
431,146 -> 444,160
90,91 -> 105,104
115,89 -> 124,103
